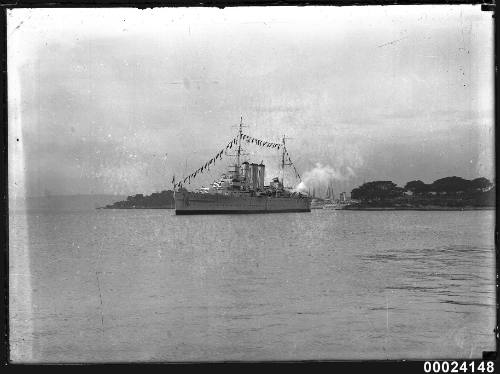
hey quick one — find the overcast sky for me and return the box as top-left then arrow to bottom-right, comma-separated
8,5 -> 494,197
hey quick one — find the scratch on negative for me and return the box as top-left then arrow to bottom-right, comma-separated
378,36 -> 408,48
9,15 -> 32,36
96,271 -> 104,334
386,298 -> 389,331
469,343 -> 475,359
385,296 -> 390,359
95,240 -> 105,335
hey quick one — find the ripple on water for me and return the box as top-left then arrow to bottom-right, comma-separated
9,209 -> 496,361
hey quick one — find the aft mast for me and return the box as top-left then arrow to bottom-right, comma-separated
237,116 -> 243,169
280,134 -> 294,188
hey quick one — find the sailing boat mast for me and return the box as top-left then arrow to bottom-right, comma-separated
326,181 -> 332,200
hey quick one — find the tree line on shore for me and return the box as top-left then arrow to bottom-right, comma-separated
104,190 -> 175,209
350,176 -> 495,207
103,176 -> 495,209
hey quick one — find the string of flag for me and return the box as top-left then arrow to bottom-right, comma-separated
173,136 -> 239,188
240,133 -> 282,149
173,133 -> 300,188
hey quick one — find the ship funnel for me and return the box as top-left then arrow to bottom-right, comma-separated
258,163 -> 265,190
250,163 -> 258,190
241,162 -> 249,188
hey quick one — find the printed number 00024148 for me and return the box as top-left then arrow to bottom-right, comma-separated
424,361 -> 495,373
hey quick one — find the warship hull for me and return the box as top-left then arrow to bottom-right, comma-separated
175,191 -> 311,215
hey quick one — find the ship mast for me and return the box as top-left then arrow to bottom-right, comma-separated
281,134 -> 285,187
281,134 -> 294,188
237,116 -> 243,169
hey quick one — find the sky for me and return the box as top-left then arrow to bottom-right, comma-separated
8,5 -> 494,198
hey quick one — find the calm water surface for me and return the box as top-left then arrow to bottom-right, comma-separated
9,209 -> 496,362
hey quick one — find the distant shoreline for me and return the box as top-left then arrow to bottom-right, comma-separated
97,206 -> 495,211
344,206 -> 495,211
98,206 -> 174,210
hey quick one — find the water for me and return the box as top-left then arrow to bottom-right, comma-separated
9,208 -> 496,362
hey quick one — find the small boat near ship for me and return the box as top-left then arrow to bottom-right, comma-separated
322,182 -> 336,209
323,201 -> 343,210
323,184 -> 350,210
173,118 -> 311,215
310,198 -> 325,209
307,186 -> 325,209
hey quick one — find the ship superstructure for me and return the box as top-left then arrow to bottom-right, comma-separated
173,118 -> 311,214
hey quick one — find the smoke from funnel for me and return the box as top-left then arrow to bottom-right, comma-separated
294,162 -> 356,196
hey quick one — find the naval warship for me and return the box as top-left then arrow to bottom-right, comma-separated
173,119 -> 311,215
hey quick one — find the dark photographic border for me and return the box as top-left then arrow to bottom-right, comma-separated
0,1 -> 496,371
